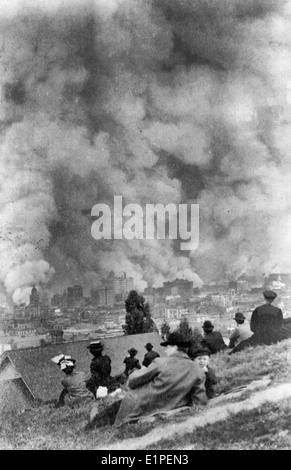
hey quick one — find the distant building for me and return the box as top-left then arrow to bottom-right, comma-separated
211,294 -> 232,308
91,271 -> 134,307
163,279 -> 193,298
152,306 -> 189,320
67,285 -> 83,307
101,271 -> 133,298
97,287 -> 114,307
90,289 -> 99,306
50,294 -> 63,307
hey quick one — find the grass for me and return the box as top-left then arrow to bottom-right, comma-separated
145,398 -> 291,450
0,338 -> 290,450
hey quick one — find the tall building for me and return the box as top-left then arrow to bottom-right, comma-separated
29,285 -> 40,317
124,273 -> 134,294
101,271 -> 134,300
90,288 -> 99,306
97,287 -> 114,307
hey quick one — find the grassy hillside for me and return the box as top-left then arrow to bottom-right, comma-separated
0,338 -> 290,450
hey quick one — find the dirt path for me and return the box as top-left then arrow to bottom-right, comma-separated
96,382 -> 291,450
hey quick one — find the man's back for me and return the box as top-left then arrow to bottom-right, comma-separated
124,356 -> 141,375
229,323 -> 253,348
251,304 -> 283,330
250,303 -> 283,344
114,352 -> 207,426
142,350 -> 160,367
201,331 -> 227,354
90,355 -> 111,380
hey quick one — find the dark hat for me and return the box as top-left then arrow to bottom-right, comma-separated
160,331 -> 191,347
87,340 -> 104,350
128,348 -> 138,356
233,312 -> 245,321
145,343 -> 153,349
263,290 -> 277,300
191,347 -> 211,359
203,320 -> 214,331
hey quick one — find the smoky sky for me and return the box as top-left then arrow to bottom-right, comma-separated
1,0 -> 291,305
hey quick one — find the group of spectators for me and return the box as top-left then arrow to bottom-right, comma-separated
51,289 -> 284,428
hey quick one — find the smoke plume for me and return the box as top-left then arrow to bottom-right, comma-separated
1,0 -> 291,304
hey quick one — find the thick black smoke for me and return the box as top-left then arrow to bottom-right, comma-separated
0,0 -> 291,304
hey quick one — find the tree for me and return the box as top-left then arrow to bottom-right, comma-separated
177,317 -> 202,350
177,317 -> 193,341
160,320 -> 171,341
123,290 -> 157,335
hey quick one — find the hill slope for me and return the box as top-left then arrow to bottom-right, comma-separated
0,338 -> 291,450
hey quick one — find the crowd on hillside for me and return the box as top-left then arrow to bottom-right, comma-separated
51,290 -> 283,428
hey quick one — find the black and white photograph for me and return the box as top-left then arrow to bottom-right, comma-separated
0,0 -> 291,453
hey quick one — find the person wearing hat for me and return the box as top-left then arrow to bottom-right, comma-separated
249,290 -> 283,345
191,348 -> 217,399
200,320 -> 227,354
230,291 -> 284,354
228,312 -> 253,350
51,354 -> 94,407
110,331 -> 207,427
142,343 -> 160,367
123,348 -> 141,377
86,341 -> 112,398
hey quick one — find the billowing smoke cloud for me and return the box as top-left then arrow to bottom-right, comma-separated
1,0 -> 291,305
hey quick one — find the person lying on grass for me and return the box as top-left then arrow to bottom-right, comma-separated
86,331 -> 207,429
51,354 -> 94,407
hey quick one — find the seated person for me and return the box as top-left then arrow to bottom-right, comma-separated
51,354 -> 94,407
123,348 -> 141,377
201,321 -> 227,354
228,312 -> 253,349
86,341 -> 114,397
191,347 -> 218,399
142,343 -> 160,367
86,331 -> 207,429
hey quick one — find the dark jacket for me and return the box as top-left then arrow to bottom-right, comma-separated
250,303 -> 283,345
201,331 -> 227,354
123,357 -> 141,376
86,354 -> 112,397
142,350 -> 160,367
90,355 -> 111,383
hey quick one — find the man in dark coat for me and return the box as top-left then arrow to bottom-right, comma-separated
250,290 -> 283,345
142,342 -> 160,367
86,341 -> 112,397
200,321 -> 227,354
123,348 -> 141,377
230,291 -> 284,354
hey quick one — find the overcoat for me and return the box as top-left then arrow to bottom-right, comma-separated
114,351 -> 207,427
201,331 -> 227,354
250,303 -> 283,344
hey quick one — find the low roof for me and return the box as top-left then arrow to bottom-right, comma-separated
0,332 -> 165,402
